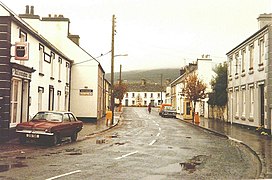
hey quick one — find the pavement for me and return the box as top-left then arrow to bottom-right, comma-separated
0,111 -> 122,154
179,116 -> 272,179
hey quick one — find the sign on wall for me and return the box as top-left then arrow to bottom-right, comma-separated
15,42 -> 29,60
79,89 -> 93,96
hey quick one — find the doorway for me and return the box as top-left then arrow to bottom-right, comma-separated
260,84 -> 264,126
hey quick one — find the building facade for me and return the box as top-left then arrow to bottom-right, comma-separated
122,79 -> 165,107
0,3 -> 109,141
227,14 -> 272,132
0,3 -> 72,141
19,5 -> 107,121
170,57 -> 215,120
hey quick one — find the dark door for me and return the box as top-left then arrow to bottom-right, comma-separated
260,85 -> 264,126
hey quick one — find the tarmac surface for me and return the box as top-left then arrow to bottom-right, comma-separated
1,110 -> 271,178
185,116 -> 272,179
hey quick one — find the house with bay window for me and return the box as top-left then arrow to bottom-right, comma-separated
227,13 -> 272,132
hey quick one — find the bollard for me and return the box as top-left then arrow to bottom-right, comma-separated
194,112 -> 200,124
106,111 -> 112,126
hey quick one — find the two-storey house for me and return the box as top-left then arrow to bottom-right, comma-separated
0,3 -> 72,141
227,14 -> 272,132
122,79 -> 165,107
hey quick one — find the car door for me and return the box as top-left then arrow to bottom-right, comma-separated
62,113 -> 72,137
68,113 -> 80,135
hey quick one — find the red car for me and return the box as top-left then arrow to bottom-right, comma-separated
16,111 -> 83,145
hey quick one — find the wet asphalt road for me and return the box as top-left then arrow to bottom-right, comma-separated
0,107 -> 260,179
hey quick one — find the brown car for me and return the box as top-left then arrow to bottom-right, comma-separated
16,111 -> 83,145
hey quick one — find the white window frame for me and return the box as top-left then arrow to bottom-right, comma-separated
38,87 -> 44,111
259,38 -> 265,65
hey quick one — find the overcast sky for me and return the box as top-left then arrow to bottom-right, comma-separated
1,0 -> 272,72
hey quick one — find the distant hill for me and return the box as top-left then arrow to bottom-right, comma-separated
105,68 -> 180,84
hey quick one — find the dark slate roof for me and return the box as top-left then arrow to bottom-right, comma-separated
127,82 -> 165,92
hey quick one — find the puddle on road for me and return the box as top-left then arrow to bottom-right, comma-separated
65,148 -> 82,155
0,162 -> 28,172
180,155 -> 209,173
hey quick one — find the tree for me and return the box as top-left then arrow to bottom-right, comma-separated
207,62 -> 228,119
113,83 -> 128,105
183,73 -> 207,121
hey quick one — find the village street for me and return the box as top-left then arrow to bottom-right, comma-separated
0,107 -> 260,179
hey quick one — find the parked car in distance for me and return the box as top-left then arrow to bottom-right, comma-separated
161,106 -> 177,118
159,103 -> 172,116
16,111 -> 83,146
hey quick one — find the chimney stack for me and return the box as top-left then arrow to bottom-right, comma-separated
257,13 -> 272,29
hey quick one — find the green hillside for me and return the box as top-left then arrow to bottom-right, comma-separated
105,68 -> 180,84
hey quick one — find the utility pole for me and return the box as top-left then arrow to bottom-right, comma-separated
160,74 -> 163,104
119,64 -> 122,84
110,14 -> 116,124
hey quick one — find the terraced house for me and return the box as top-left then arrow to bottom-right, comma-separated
0,3 -> 109,141
227,14 -> 272,133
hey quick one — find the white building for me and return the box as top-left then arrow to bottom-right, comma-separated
0,3 -> 109,141
227,14 -> 272,131
122,79 -> 165,107
19,6 -> 107,121
170,57 -> 215,120
0,3 -> 73,141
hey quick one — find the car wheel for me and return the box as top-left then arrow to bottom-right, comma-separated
51,134 -> 60,146
71,131 -> 78,142
19,135 -> 27,144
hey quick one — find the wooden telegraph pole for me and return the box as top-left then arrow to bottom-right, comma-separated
110,14 -> 116,124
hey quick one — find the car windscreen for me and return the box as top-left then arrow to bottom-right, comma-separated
32,112 -> 63,122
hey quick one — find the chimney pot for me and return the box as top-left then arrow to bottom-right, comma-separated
30,6 -> 34,15
25,5 -> 29,14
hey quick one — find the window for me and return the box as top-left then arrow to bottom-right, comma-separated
259,38 -> 265,65
235,89 -> 239,117
49,85 -> 54,110
144,93 -> 147,98
132,100 -> 135,105
63,114 -> 70,122
157,93 -> 160,98
241,49 -> 246,72
65,87 -> 69,111
150,93 -> 153,98
39,44 -> 44,74
241,87 -> 246,117
50,52 -> 55,79
19,30 -> 27,65
69,113 -> 76,122
57,90 -> 61,111
132,93 -> 135,98
66,62 -> 70,84
38,87 -> 44,111
58,57 -> 62,82
125,93 -> 128,98
249,86 -> 254,117
235,54 -> 239,75
229,58 -> 233,76
249,44 -> 254,69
